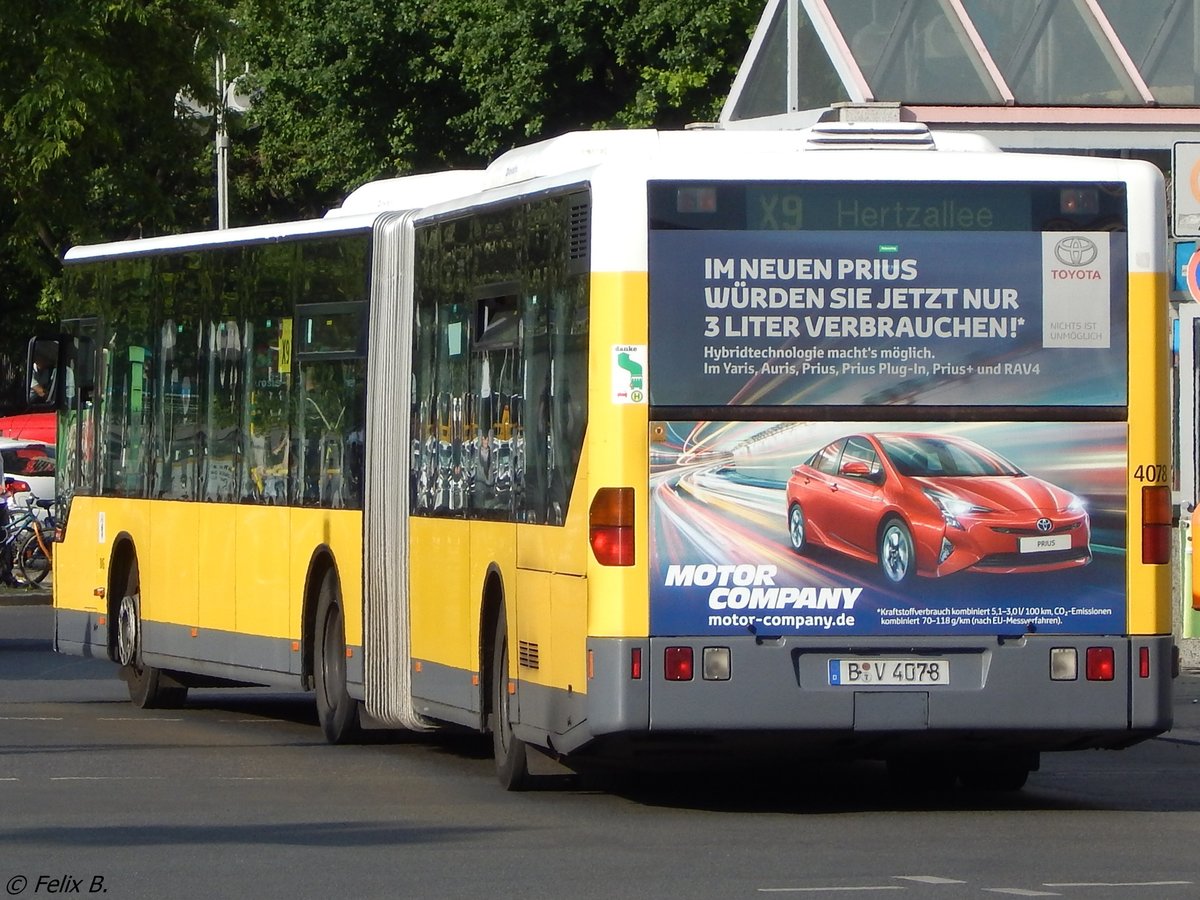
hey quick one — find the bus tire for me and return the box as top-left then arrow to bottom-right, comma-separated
787,503 -> 808,553
116,559 -> 187,710
491,608 -> 531,791
313,568 -> 362,744
878,517 -> 916,586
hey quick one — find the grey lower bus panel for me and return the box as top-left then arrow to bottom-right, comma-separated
582,634 -> 1173,758
56,604 -> 1173,759
55,608 -> 318,690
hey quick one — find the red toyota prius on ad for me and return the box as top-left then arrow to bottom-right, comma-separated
785,432 -> 1092,586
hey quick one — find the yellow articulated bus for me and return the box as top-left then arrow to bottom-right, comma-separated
45,120 -> 1172,790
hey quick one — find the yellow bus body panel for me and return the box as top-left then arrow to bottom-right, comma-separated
54,496 -> 363,648
551,572 -> 588,693
235,505 -> 294,639
146,501 -> 200,629
196,504 -> 238,634
585,270 -> 650,639
1126,270 -> 1171,635
289,508 -> 364,645
515,442 -> 590,576
515,568 -> 552,686
409,516 -> 472,671
473,521 -> 516,677
54,495 -> 116,617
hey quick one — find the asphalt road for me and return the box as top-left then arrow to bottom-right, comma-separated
3,597 -> 1200,900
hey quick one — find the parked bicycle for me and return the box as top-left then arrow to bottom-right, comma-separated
15,497 -> 59,586
2,479 -> 41,585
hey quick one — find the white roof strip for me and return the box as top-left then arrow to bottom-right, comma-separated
63,214 -> 378,262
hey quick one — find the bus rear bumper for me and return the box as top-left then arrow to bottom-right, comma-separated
579,634 -> 1173,757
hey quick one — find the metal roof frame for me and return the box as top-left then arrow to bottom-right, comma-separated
721,0 -> 1200,150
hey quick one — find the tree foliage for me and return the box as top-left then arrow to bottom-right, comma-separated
230,0 -> 760,216
0,0 -> 230,408
0,1 -> 230,264
0,0 -> 762,411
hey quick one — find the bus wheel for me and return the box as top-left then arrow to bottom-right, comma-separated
491,609 -> 531,791
116,562 -> 187,710
878,518 -> 915,586
787,503 -> 808,553
313,569 -> 362,744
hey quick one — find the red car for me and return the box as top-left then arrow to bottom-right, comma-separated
785,432 -> 1091,585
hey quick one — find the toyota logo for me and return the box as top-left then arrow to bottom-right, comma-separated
1036,518 -> 1054,533
1054,236 -> 1098,267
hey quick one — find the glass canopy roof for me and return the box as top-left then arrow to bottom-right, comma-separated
724,0 -> 1200,122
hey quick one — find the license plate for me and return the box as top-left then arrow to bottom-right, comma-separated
1019,534 -> 1070,553
828,658 -> 950,686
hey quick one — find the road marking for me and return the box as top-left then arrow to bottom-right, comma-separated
97,717 -> 182,722
983,891 -> 1060,897
895,877 -> 966,885
758,889 -> 904,893
0,716 -> 63,721
1043,882 -> 1193,888
49,776 -> 166,781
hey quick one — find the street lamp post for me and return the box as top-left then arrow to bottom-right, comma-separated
215,52 -> 230,230
179,32 -> 249,231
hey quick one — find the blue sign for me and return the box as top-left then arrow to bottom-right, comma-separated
1175,240 -> 1196,295
648,230 -> 1128,408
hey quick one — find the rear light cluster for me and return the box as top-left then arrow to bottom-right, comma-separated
1051,645 -> 1152,681
590,488 -> 634,566
1141,485 -> 1171,565
590,647 -> 727,683
663,646 -> 731,681
634,645 -> 1149,682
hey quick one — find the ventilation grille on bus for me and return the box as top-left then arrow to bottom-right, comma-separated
569,196 -> 590,264
806,122 -> 936,150
519,640 -> 541,670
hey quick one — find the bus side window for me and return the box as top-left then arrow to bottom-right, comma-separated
244,315 -> 293,505
545,278 -> 588,525
470,292 -> 521,517
154,316 -> 203,501
297,359 -> 365,509
98,255 -> 155,501
295,300 -> 368,510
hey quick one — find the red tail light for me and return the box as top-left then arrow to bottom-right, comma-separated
590,488 -> 635,566
4,479 -> 31,494
1086,646 -> 1115,681
664,647 -> 694,681
1141,485 -> 1171,565
1139,646 -> 1150,679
